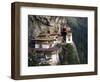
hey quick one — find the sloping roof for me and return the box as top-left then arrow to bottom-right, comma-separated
33,47 -> 58,52
49,33 -> 58,36
32,38 -> 56,41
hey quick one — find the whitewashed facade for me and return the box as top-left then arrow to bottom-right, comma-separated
35,44 -> 50,48
66,34 -> 73,43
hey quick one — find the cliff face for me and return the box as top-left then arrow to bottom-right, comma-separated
28,15 -> 67,40
28,15 -> 87,66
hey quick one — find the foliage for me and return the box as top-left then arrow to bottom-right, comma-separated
65,44 -> 79,64
59,43 -> 80,65
28,50 -> 39,66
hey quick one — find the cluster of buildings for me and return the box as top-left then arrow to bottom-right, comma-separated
31,24 -> 73,66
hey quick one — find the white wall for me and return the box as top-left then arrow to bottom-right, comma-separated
0,0 -> 100,82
